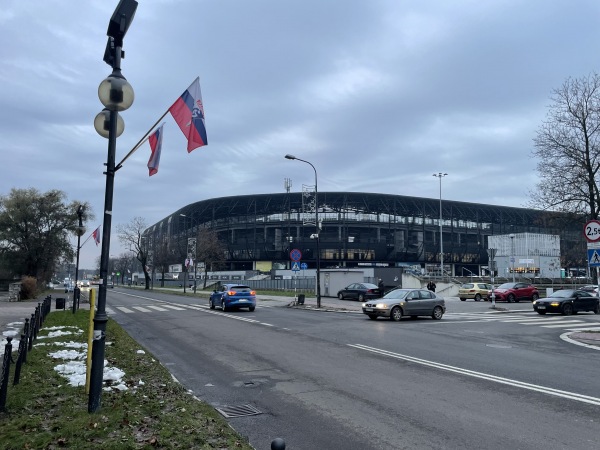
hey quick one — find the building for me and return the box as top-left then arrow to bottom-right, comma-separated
143,192 -> 586,278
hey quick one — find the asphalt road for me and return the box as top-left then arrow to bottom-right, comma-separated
97,289 -> 600,450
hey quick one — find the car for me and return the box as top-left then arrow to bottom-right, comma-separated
79,280 -> 90,288
209,284 -> 256,312
581,285 -> 599,295
64,282 -> 74,293
533,289 -> 600,315
337,283 -> 382,302
488,282 -> 539,303
361,288 -> 445,321
458,282 -> 490,301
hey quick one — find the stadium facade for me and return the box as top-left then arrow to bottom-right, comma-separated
143,192 -> 586,277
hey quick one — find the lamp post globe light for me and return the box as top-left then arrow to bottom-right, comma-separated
73,205 -> 86,314
89,0 -> 137,414
433,173 -> 448,279
285,154 -> 321,308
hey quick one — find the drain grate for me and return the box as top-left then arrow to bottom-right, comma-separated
216,404 -> 262,418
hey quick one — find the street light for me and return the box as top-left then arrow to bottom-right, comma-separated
433,173 -> 448,278
180,214 -> 198,294
73,205 -> 86,314
509,233 -> 515,282
89,0 -> 137,414
285,154 -> 321,308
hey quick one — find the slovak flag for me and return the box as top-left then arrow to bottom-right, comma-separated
92,226 -> 101,246
168,77 -> 207,152
147,124 -> 164,176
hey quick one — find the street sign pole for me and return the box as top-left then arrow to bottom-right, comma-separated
487,248 -> 497,308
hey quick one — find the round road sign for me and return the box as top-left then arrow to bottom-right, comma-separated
584,220 -> 600,242
290,248 -> 302,261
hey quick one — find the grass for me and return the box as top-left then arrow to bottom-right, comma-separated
0,308 -> 254,450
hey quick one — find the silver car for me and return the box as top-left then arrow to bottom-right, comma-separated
361,288 -> 446,321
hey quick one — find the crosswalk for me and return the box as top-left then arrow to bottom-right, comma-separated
444,311 -> 600,331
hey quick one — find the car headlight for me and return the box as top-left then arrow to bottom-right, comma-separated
375,303 -> 388,309
533,300 -> 537,305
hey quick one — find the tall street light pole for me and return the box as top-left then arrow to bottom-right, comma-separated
180,213 -> 198,294
89,0 -> 137,414
72,205 -> 86,314
433,173 -> 448,279
509,233 -> 516,282
285,154 -> 321,308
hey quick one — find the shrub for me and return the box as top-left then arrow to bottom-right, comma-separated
20,276 -> 38,300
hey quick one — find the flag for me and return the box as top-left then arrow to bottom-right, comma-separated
168,77 -> 207,152
147,124 -> 164,176
92,226 -> 101,246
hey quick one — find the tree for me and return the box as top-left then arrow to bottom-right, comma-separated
117,217 -> 151,289
196,227 -> 226,288
0,188 -> 92,284
152,237 -> 174,288
532,72 -> 600,219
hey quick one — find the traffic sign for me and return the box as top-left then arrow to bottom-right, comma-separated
300,262 -> 308,270
292,262 -> 301,271
588,249 -> 600,266
584,220 -> 600,242
290,248 -> 302,261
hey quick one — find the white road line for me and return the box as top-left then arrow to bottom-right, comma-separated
349,343 -> 600,406
105,307 -> 115,314
146,305 -> 169,311
132,306 -> 152,312
564,326 -> 600,331
161,305 -> 187,311
115,306 -> 134,313
540,321 -> 587,328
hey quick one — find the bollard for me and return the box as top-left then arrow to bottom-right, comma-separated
28,313 -> 35,352
271,438 -> 286,450
13,334 -> 26,385
22,318 -> 30,364
0,337 -> 13,412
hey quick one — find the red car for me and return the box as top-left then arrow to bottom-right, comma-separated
488,282 -> 539,303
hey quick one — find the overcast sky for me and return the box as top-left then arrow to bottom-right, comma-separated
2,0 -> 599,270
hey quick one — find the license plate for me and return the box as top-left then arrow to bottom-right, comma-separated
238,299 -> 247,302
365,308 -> 373,312
537,305 -> 546,309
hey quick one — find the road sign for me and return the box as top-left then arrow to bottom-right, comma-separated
292,261 -> 301,272
588,249 -> 600,266
300,262 -> 308,270
584,220 -> 600,242
290,248 -> 302,261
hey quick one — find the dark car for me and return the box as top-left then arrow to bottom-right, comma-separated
488,282 -> 539,303
209,284 -> 256,312
337,283 -> 382,302
533,289 -> 600,315
361,288 -> 445,321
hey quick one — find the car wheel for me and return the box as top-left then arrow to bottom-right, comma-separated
474,294 -> 481,302
537,311 -> 546,315
338,293 -> 344,300
209,299 -> 215,310
562,303 -> 573,316
431,306 -> 444,320
358,294 -> 365,302
390,306 -> 402,321
460,298 -> 466,301
249,306 -> 255,312
594,304 -> 600,315
368,314 -> 378,320
221,299 -> 228,312
532,293 -> 539,301
507,294 -> 515,303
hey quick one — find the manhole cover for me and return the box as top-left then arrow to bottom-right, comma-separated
216,404 -> 262,418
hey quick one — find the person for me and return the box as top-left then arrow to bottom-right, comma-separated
378,278 -> 385,295
427,281 -> 436,292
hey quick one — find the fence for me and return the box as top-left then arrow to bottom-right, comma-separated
0,296 -> 52,412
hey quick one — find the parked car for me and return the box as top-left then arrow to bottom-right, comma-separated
79,280 -> 90,288
533,289 -> 600,315
580,285 -> 599,295
458,282 -> 490,301
337,283 -> 382,302
488,282 -> 539,303
209,284 -> 256,312
361,288 -> 445,321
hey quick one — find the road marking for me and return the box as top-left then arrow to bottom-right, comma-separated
146,305 -> 169,311
349,343 -> 600,406
115,306 -> 134,313
564,326 -> 600,331
132,306 -> 152,312
161,305 -> 187,311
540,321 -> 587,328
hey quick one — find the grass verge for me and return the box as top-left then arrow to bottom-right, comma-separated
0,308 -> 253,449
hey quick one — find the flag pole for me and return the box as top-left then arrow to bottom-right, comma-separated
115,109 -> 170,170
80,226 -> 101,249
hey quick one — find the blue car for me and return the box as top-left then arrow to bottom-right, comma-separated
209,284 -> 256,312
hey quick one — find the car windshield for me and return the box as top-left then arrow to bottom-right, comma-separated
460,284 -> 474,289
497,283 -> 517,289
231,285 -> 251,292
549,290 -> 575,298
383,290 -> 409,299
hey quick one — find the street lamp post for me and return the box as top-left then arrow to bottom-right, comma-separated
89,0 -> 137,414
433,173 -> 448,279
72,205 -> 86,314
509,233 -> 515,282
285,154 -> 321,308
180,214 -> 198,294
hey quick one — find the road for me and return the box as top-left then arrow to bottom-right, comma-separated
102,289 -> 600,449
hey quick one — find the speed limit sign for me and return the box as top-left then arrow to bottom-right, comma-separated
584,220 -> 600,242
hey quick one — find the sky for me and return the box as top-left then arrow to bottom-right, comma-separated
2,0 -> 600,270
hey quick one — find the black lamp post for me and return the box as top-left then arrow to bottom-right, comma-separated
433,172 -> 448,278
72,205 -> 86,314
180,214 -> 198,293
285,154 -> 321,308
89,0 -> 137,414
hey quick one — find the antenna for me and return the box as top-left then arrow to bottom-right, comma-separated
284,178 -> 292,193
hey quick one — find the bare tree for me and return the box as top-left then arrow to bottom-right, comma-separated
117,217 -> 151,289
531,73 -> 600,219
152,237 -> 173,288
196,227 -> 226,289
